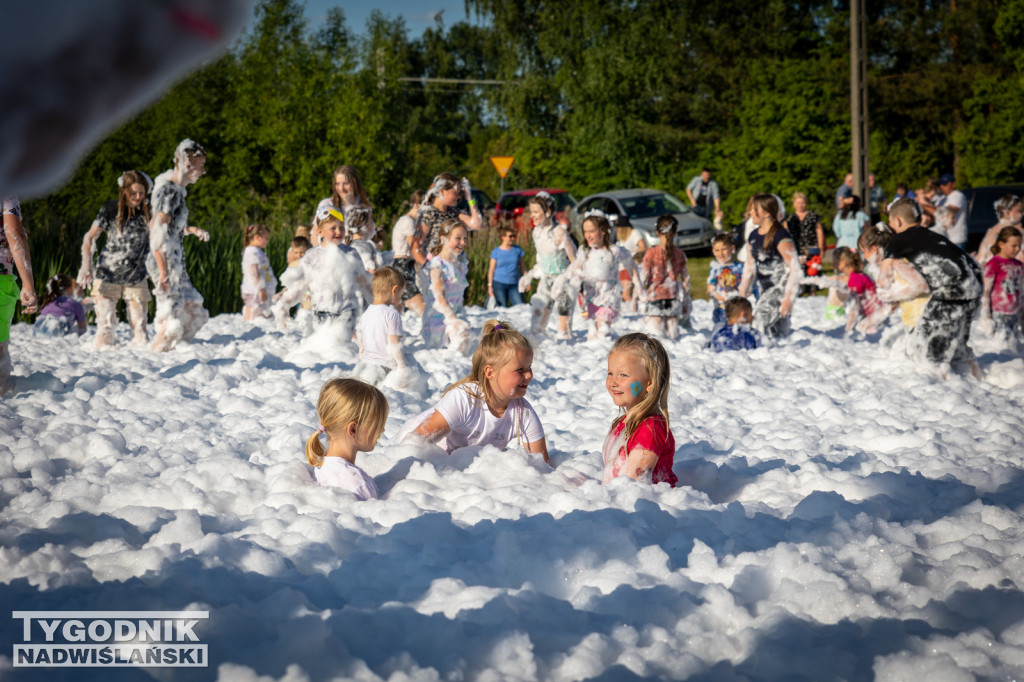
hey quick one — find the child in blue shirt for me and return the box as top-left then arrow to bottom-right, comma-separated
707,297 -> 762,352
488,226 -> 526,307
707,233 -> 744,328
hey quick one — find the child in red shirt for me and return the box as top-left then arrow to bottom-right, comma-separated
602,333 -> 677,486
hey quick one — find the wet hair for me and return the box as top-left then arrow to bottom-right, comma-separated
725,297 -> 752,324
528,192 -> 556,218
582,213 -> 613,251
994,194 -> 1021,220
426,173 -> 461,205
752,194 -> 783,250
840,195 -> 862,220
608,333 -> 671,445
431,218 -> 468,256
306,378 -> 389,468
173,139 -> 206,171
858,222 -> 895,252
40,273 -> 73,309
832,246 -> 863,273
344,206 -> 373,243
711,233 -> 734,249
330,165 -> 371,209
116,170 -> 152,227
992,226 -> 1023,255
243,223 -> 269,247
444,319 -> 533,410
372,266 -> 405,299
888,198 -> 921,226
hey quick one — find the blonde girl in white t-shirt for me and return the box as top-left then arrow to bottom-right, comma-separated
307,377 -> 389,501
402,319 -> 550,464
240,223 -> 277,321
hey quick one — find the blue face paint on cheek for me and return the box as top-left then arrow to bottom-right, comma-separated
629,381 -> 644,397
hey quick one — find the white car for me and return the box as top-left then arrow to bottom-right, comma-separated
570,188 -> 716,251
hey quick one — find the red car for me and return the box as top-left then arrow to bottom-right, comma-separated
493,189 -> 578,231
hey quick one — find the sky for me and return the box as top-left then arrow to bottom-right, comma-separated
301,0 -> 480,37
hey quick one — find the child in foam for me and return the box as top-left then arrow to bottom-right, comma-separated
707,233 -> 744,329
980,226 -> 1024,347
77,170 -> 153,348
306,377 -> 388,501
975,195 -> 1024,269
519,191 -> 577,341
146,139 -> 210,352
422,219 -> 471,351
738,194 -> 801,339
859,223 -> 927,331
390,190 -> 426,316
273,204 -> 371,338
706,297 -> 762,352
0,197 -> 36,395
639,214 -> 691,340
354,267 -> 408,385
602,333 -> 677,485
34,274 -> 86,336
313,164 -> 377,244
344,206 -> 383,273
827,247 -> 886,335
567,211 -> 641,340
612,214 -> 646,306
877,198 -> 983,378
401,320 -> 549,464
240,224 -> 277,322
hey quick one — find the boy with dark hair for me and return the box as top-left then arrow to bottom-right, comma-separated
706,297 -> 762,352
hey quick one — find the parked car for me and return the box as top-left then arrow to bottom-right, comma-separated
570,189 -> 715,252
493,188 -> 578,230
961,183 -> 1024,253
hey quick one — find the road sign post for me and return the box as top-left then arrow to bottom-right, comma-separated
490,156 -> 514,196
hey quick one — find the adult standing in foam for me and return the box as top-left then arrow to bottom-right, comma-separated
926,174 -> 968,250
975,195 -> 1023,269
686,168 -> 723,227
146,139 -> 210,352
881,198 -> 982,377
0,197 -> 36,395
519,192 -> 577,340
78,170 -> 153,348
313,165 -> 376,244
738,194 -> 801,339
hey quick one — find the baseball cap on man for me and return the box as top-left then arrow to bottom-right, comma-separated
939,173 -> 956,185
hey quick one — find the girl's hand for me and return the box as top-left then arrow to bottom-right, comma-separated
461,177 -> 473,196
159,274 -> 170,291
780,298 -> 793,317
190,227 -> 209,242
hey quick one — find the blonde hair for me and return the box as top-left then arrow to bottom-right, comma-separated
444,320 -> 533,408
372,266 -> 405,299
295,225 -> 312,240
608,333 -> 671,443
306,378 -> 389,468
431,218 -> 468,256
792,191 -> 807,204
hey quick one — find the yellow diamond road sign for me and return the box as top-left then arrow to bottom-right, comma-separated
490,156 -> 515,178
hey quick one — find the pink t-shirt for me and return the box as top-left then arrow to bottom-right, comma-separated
602,415 -> 677,486
847,271 -> 881,318
984,255 -> 1024,315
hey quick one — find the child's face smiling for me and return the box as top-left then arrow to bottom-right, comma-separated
529,203 -> 547,227
606,350 -> 651,409
712,241 -> 734,263
488,348 -> 534,404
446,228 -> 468,255
582,220 -> 603,248
321,221 -> 345,245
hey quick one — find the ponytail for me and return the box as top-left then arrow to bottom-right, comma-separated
40,273 -> 72,310
306,428 -> 326,467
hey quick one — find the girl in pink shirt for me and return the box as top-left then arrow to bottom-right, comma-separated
602,333 -> 677,486
981,226 -> 1023,346
834,247 -> 885,334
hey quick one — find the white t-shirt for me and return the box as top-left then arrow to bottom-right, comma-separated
313,457 -> 378,500
241,245 -> 277,296
434,383 -> 545,452
357,304 -> 403,368
618,228 -> 646,255
939,189 -> 968,244
391,215 -> 416,259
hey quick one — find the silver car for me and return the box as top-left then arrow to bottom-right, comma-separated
570,188 -> 715,251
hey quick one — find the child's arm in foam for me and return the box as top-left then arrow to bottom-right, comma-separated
778,238 -> 801,316
559,226 -> 577,264
414,410 -> 451,443
149,212 -> 172,291
77,219 -> 103,286
623,446 -> 659,481
525,437 -> 550,465
430,266 -> 458,320
876,258 -> 928,302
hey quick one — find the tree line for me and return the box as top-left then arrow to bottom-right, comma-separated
21,0 -> 1024,311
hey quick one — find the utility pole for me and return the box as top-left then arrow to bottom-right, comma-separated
850,0 -> 869,206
